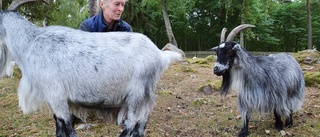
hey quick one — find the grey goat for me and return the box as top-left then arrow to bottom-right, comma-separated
211,24 -> 305,137
0,0 -> 182,136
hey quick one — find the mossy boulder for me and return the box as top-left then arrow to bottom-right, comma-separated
205,55 -> 214,62
304,72 -> 320,87
198,80 -> 222,94
292,49 -> 320,64
179,65 -> 198,73
190,55 -> 215,65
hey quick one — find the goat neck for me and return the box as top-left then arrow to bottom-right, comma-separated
0,12 -> 43,62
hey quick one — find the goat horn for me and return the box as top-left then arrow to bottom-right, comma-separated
226,24 -> 256,42
8,0 -> 48,11
220,28 -> 228,43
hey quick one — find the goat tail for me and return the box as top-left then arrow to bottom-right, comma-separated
161,50 -> 183,65
18,76 -> 46,114
286,89 -> 305,113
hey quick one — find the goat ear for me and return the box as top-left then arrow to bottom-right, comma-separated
232,44 -> 241,51
209,46 -> 218,51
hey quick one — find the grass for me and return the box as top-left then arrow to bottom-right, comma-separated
0,57 -> 320,136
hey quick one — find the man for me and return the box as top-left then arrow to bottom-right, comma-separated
79,0 -> 132,32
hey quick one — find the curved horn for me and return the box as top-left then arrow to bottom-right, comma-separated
226,24 -> 256,42
8,0 -> 48,11
220,28 -> 228,43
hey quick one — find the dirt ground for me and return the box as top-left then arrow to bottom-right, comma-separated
146,58 -> 320,137
0,57 -> 319,137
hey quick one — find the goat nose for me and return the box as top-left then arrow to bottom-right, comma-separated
213,66 -> 219,73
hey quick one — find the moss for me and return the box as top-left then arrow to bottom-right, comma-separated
193,98 -> 209,106
158,90 -> 172,95
199,64 -> 211,68
205,55 -> 214,62
13,66 -> 22,79
179,65 -> 198,73
198,85 -> 205,91
304,72 -> 320,87
198,80 -> 222,92
194,59 -> 209,65
212,80 -> 222,91
191,55 -> 215,65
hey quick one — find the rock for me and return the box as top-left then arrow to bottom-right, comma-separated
265,129 -> 270,134
201,84 -> 216,95
75,123 -> 97,130
161,43 -> 186,58
303,56 -> 313,64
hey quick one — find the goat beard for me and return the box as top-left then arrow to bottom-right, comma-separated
220,70 -> 231,95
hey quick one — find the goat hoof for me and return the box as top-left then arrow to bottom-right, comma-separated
275,125 -> 283,131
238,131 -> 248,137
285,123 -> 293,128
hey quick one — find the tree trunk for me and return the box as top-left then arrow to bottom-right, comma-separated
307,0 -> 312,49
240,0 -> 245,47
161,0 -> 178,47
88,0 -> 99,17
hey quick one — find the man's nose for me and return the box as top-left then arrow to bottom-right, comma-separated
118,5 -> 124,11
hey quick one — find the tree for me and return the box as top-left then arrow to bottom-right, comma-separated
47,0 -> 88,28
88,0 -> 99,17
307,0 -> 312,49
161,0 -> 178,46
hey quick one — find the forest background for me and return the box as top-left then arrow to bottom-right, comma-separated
1,0 -> 319,52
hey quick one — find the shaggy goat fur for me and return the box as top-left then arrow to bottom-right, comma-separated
212,40 -> 305,136
0,11 -> 182,137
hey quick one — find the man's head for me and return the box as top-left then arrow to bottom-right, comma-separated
99,0 -> 127,24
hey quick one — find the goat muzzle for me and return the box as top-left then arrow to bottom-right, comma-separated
213,66 -> 224,76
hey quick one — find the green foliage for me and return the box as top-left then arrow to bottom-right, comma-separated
3,0 -> 87,28
3,0 -> 320,52
46,0 -> 88,28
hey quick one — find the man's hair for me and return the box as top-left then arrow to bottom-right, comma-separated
100,0 -> 128,3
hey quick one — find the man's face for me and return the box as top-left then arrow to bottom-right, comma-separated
100,0 -> 126,23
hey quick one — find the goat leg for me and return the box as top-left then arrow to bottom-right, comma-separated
274,110 -> 283,131
119,116 -> 141,137
70,114 -> 82,128
54,114 -> 78,137
119,123 -> 133,137
238,116 -> 249,137
285,111 -> 293,128
131,121 -> 148,137
119,118 -> 147,137
54,114 -> 67,137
